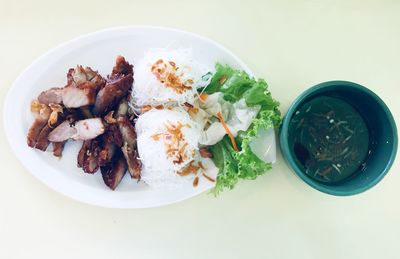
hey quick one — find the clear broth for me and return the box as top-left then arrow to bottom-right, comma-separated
289,96 -> 370,184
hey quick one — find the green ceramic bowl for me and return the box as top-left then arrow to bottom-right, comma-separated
280,81 -> 398,196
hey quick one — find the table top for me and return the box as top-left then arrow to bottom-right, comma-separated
1,1 -> 399,259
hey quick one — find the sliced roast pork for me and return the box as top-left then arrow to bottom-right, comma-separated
27,104 -> 51,148
118,115 -> 141,179
77,139 -> 101,174
100,151 -> 127,190
62,66 -> 105,108
52,141 -> 66,157
48,118 -> 105,142
93,56 -> 133,115
37,87 -> 63,105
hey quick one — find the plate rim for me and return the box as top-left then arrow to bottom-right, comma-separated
3,26 -> 254,208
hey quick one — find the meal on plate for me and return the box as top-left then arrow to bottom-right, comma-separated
26,49 -> 280,194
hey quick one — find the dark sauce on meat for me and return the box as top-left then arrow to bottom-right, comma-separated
289,96 -> 370,184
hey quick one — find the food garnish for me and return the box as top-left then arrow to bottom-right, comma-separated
216,111 -> 238,151
151,59 -> 193,94
204,64 -> 280,195
151,122 -> 191,165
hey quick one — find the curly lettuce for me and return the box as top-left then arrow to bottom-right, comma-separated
204,64 -> 281,195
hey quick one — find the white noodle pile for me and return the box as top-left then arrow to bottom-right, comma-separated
135,108 -> 201,189
132,48 -> 210,107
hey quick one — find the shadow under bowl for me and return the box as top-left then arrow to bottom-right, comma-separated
279,81 -> 397,196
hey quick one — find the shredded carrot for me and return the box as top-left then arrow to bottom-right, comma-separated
198,93 -> 208,103
216,112 -> 238,151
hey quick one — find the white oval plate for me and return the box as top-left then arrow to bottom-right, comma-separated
4,26 -> 261,208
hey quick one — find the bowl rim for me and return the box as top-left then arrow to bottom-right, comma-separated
280,80 -> 398,196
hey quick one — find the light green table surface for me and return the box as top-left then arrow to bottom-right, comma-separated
1,1 -> 399,258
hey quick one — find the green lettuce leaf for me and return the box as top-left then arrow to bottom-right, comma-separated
206,64 -> 281,195
234,110 -> 281,179
205,63 -> 252,103
209,136 -> 239,194
204,64 -> 279,110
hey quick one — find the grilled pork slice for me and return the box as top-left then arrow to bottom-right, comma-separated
112,55 -> 134,76
77,139 -> 100,174
34,104 -> 67,151
62,66 -> 105,108
62,83 -> 95,108
50,106 -> 84,157
98,124 -> 122,166
93,57 -> 133,115
98,143 -> 116,166
118,116 -> 141,179
34,125 -> 53,151
93,75 -> 133,115
101,152 -> 127,190
27,105 -> 51,148
48,120 -> 75,142
63,80 -> 108,108
77,140 -> 90,168
48,118 -> 105,142
68,65 -> 104,87
52,141 -> 66,157
37,87 -> 63,105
